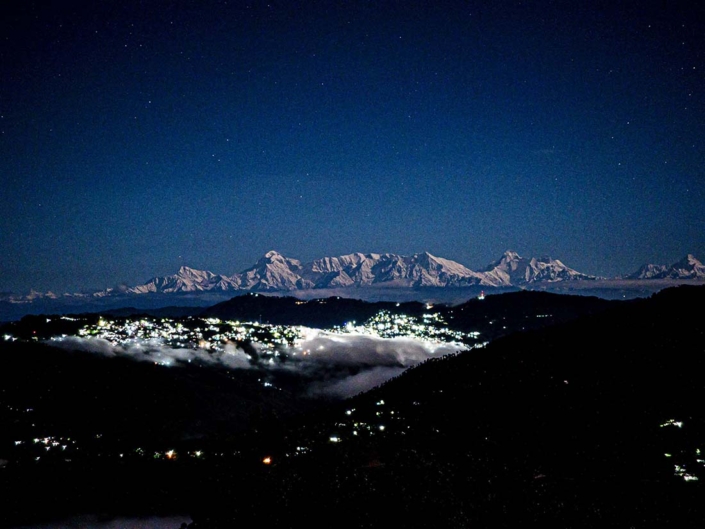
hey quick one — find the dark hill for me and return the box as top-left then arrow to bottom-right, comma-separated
0,341 -> 316,447
201,293 -> 428,327
447,289 -> 619,339
201,290 -> 618,341
192,285 -> 705,528
349,284 -> 705,478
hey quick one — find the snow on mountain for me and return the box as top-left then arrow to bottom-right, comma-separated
626,254 -> 705,280
104,251 -> 492,295
626,263 -> 670,280
401,252 -> 489,287
302,252 -> 488,288
1,290 -> 62,304
234,251 -> 314,291
667,254 -> 705,279
482,250 -> 598,286
301,253 -> 369,287
8,250 -> 703,304
126,266 -> 239,294
27,290 -> 60,300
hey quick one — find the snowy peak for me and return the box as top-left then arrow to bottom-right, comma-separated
500,250 -> 521,263
236,251 -> 312,291
627,254 -> 705,280
671,254 -> 705,277
482,250 -> 597,286
259,250 -> 296,265
483,250 -> 525,274
413,252 -> 460,272
126,266 -> 237,294
626,263 -> 669,280
301,252 -> 486,288
405,252 -> 486,287
177,266 -> 215,281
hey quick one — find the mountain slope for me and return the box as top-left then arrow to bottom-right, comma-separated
483,250 -> 598,285
626,254 -> 705,280
301,251 -> 488,288
235,251 -> 313,291
126,266 -> 239,294
186,285 -> 705,529
627,263 -> 669,279
663,254 -> 705,279
238,284 -> 705,528
199,289 -> 617,337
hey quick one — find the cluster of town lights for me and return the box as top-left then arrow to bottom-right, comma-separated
31,309 -> 482,364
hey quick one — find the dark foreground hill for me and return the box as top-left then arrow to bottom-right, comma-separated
201,289 -> 617,340
190,285 -> 705,528
201,293 -> 429,327
0,287 -> 694,528
444,288 -> 618,340
0,340 -> 331,527
0,342 -> 315,444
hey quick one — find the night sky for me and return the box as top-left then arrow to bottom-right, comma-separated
1,0 -> 704,293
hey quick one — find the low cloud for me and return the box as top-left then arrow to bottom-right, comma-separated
53,336 -> 251,369
308,365 -> 407,398
297,332 -> 462,367
53,331 -> 465,398
291,332 -> 464,396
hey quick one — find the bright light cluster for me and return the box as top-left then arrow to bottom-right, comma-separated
8,433 -> 215,467
307,400 -> 413,448
659,419 -> 705,482
331,310 -> 478,346
77,317 -> 312,353
72,310 -> 479,361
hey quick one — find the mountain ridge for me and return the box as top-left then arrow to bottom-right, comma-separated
627,253 -> 705,280
3,250 -> 704,303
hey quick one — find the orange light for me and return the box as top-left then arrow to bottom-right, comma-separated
262,456 -> 272,465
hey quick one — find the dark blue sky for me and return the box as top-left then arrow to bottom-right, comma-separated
1,0 -> 704,292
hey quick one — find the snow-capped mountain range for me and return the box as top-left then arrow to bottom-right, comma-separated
3,251 -> 704,303
626,254 -> 705,280
120,250 -> 597,295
